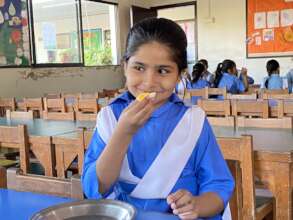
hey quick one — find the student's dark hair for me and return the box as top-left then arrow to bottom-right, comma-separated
266,59 -> 280,76
214,59 -> 236,87
192,63 -> 205,83
198,59 -> 208,68
123,18 -> 187,73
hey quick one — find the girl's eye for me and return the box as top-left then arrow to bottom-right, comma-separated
158,68 -> 169,75
133,66 -> 145,72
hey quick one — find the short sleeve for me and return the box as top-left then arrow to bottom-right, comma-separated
196,119 -> 235,207
236,77 -> 245,93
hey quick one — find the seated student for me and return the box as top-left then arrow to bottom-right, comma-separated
187,62 -> 210,104
82,18 -> 234,220
175,70 -> 191,99
214,59 -> 248,99
286,69 -> 293,93
261,59 -> 283,90
198,59 -> 214,85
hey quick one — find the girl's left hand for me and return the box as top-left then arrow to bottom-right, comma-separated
167,189 -> 199,220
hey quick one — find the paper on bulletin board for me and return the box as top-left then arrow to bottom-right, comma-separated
281,9 -> 293,27
254,12 -> 266,29
267,11 -> 279,28
263,29 -> 274,41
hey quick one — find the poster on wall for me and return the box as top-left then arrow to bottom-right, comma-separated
247,0 -> 293,57
0,0 -> 30,66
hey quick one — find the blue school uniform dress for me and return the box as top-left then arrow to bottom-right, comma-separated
187,79 -> 210,104
217,73 -> 245,99
239,74 -> 254,85
287,69 -> 293,93
261,74 -> 283,90
82,92 -> 234,220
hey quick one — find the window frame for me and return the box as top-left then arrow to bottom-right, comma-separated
0,0 -> 118,68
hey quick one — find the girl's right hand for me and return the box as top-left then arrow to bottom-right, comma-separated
116,97 -> 155,136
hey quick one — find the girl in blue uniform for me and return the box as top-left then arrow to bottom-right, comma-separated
214,59 -> 248,99
82,18 -> 234,220
261,59 -> 283,90
187,62 -> 210,104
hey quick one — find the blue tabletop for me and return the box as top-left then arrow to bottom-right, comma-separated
0,117 -> 95,137
0,189 -> 179,220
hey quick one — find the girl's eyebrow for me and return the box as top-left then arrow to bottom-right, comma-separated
156,65 -> 174,69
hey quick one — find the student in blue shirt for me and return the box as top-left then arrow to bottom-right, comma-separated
198,59 -> 214,86
261,59 -> 283,90
187,62 -> 210,104
287,69 -> 293,93
82,18 -> 234,220
214,59 -> 248,98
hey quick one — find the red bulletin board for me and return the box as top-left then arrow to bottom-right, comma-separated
247,0 -> 293,57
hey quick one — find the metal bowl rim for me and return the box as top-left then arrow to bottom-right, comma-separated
30,199 -> 137,220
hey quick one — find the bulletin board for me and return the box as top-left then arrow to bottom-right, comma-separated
247,0 -> 293,58
0,0 -> 30,66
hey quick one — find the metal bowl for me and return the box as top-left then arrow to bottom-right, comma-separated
31,199 -> 136,220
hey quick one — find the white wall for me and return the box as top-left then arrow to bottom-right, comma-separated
197,0 -> 293,83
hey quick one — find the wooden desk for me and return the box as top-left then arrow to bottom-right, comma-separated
213,126 -> 293,220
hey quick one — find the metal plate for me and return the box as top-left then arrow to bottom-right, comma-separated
31,199 -> 136,220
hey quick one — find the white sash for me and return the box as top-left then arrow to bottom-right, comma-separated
96,106 -> 205,198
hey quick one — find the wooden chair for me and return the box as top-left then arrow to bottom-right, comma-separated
75,98 -> 99,121
23,98 -> 44,118
103,88 -> 119,98
197,99 -> 234,126
52,130 -> 85,178
232,100 -> 269,118
44,93 -> 61,99
0,125 -> 29,174
217,135 -> 274,220
84,129 -> 94,150
43,98 -> 75,121
79,92 -> 99,99
6,109 -> 34,119
208,87 -> 227,99
259,89 -> 289,99
227,93 -> 257,100
262,94 -> 293,118
276,100 -> 293,118
0,98 -> 16,117
7,167 -> 83,199
185,88 -> 209,100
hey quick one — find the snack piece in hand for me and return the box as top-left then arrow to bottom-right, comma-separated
136,92 -> 156,101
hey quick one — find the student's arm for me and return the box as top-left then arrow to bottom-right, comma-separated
239,68 -> 249,91
167,119 -> 234,219
96,98 -> 155,194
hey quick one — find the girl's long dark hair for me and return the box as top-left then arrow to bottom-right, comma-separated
265,59 -> 280,88
191,63 -> 205,84
214,59 -> 236,87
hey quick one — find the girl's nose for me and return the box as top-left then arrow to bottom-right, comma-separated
143,70 -> 157,89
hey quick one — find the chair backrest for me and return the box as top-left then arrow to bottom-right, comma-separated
232,100 -> 269,118
0,125 -> 29,174
276,100 -> 293,118
186,88 -> 209,100
76,98 -> 99,113
0,98 -> 16,117
24,98 -> 44,111
217,135 -> 255,220
6,109 -> 34,119
103,89 -> 119,98
44,93 -> 61,99
52,130 -> 85,178
43,98 -> 75,120
7,167 -> 83,199
262,93 -> 293,100
227,93 -> 257,100
79,92 -> 99,99
198,99 -> 231,117
208,87 -> 227,99
260,89 -> 289,99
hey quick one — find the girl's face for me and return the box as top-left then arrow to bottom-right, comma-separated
124,41 -> 180,107
228,66 -> 237,75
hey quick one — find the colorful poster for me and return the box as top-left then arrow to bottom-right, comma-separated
0,0 -> 30,66
247,0 -> 293,57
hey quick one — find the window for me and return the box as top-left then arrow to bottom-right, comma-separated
29,0 -> 118,66
81,0 -> 118,66
31,0 -> 82,64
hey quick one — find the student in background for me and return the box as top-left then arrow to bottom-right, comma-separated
286,69 -> 293,93
261,59 -> 283,90
198,59 -> 214,85
214,59 -> 248,98
175,70 -> 191,98
238,68 -> 254,85
187,62 -> 210,104
82,18 -> 234,220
